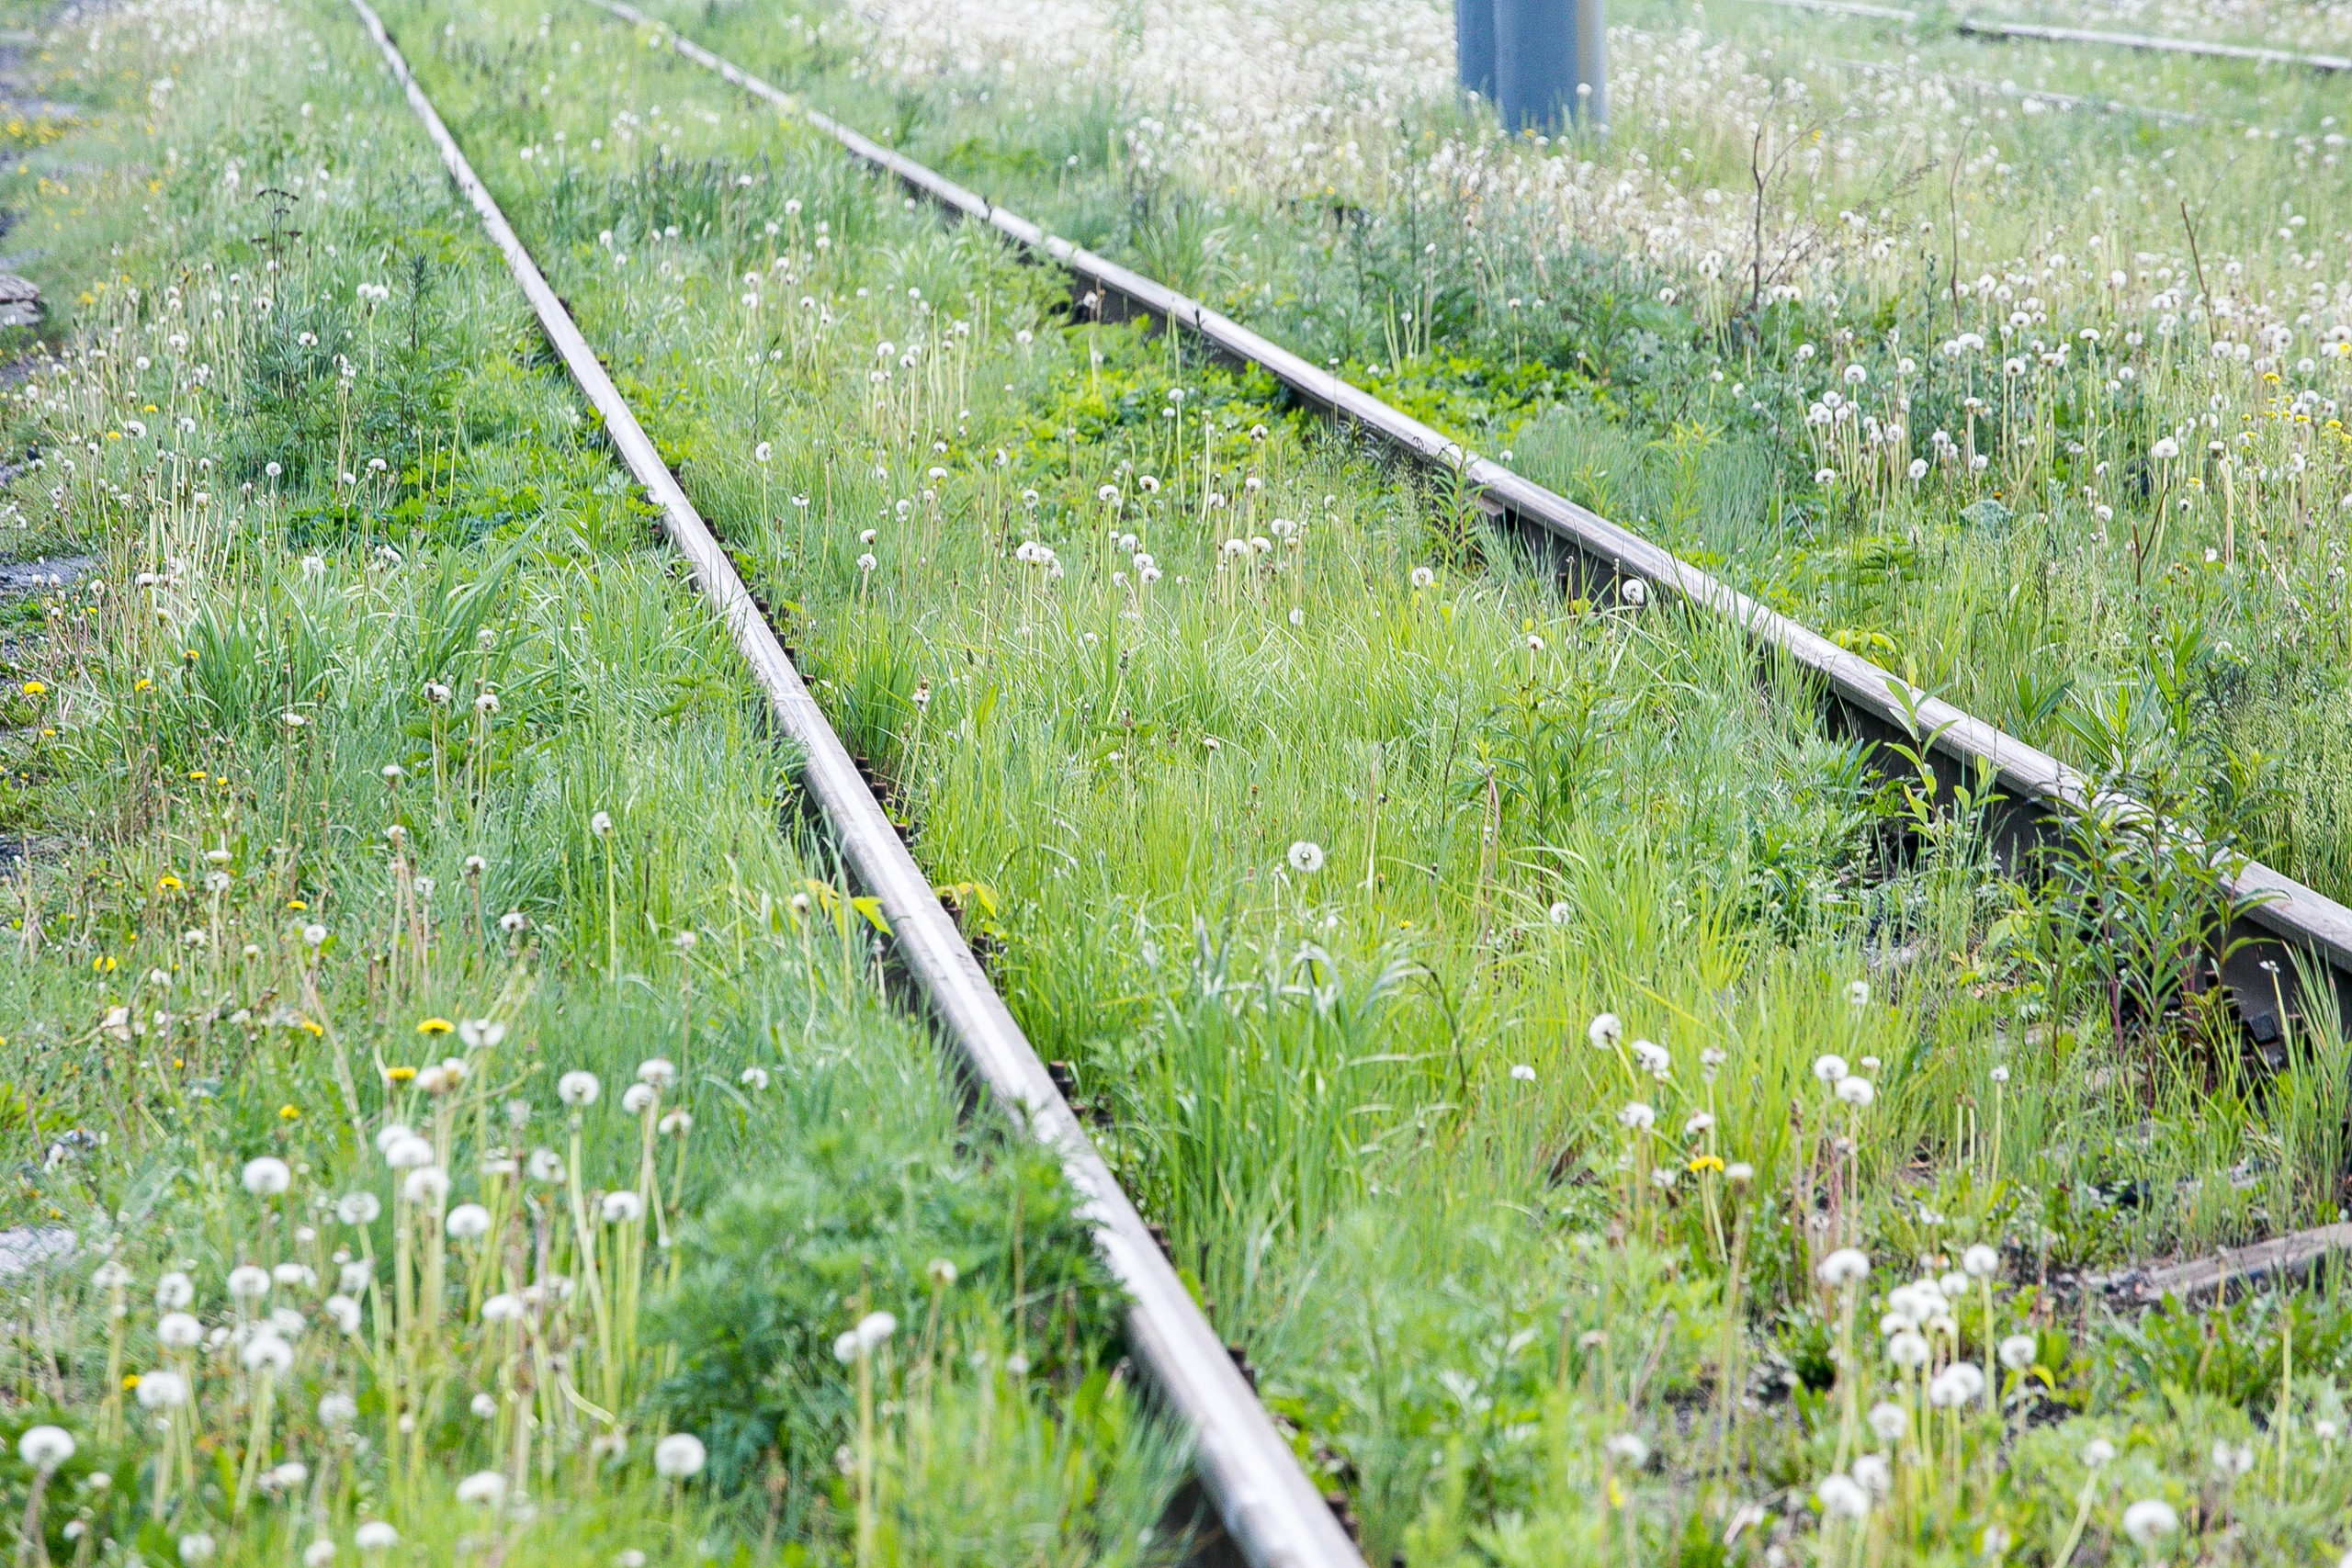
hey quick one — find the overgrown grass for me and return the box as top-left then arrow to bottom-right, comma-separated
379,2 -> 2352,1561
0,3 -> 1184,1563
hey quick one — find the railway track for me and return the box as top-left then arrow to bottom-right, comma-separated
582,0 -> 2352,1048
344,3 -> 1368,1564
1750,0 -> 2352,73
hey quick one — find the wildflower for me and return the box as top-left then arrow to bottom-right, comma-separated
447,1203 -> 492,1240
741,1066 -> 771,1090
1547,901 -> 1572,926
228,1264 -> 271,1300
1886,1331 -> 1930,1369
1998,1334 -> 2039,1370
1633,1040 -> 1671,1078
1928,1364 -> 1984,1406
1618,1101 -> 1656,1131
500,910 -> 528,934
474,692 -> 500,716
1620,579 -> 1648,608
1847,979 -> 1870,1008
339,1259 -> 372,1292
159,1313 -> 202,1349
622,1083 -> 656,1115
654,1432 -> 707,1479
18,680 -> 42,697
304,923 -> 328,946
336,1191 -> 382,1225
601,1190 -> 645,1224
1286,840 -> 1325,874
180,1536 -> 217,1565
1835,1076 -> 1875,1108
417,1017 -> 453,1036
243,1332 -> 294,1375
1588,1012 -> 1623,1051
458,1019 -> 505,1050
272,1262 -> 315,1289
455,1472 -> 506,1507
1815,1473 -> 1869,1519
638,1057 -> 677,1088
660,1110 -> 693,1135
2120,1500 -> 2178,1549
384,1134 -> 434,1170
754,441 -> 773,464
304,1542 -> 335,1568
401,1166 -> 449,1205
1683,1112 -> 1715,1136
481,1294 -> 525,1324
559,1071 -> 601,1106
2151,437 -> 2180,461
1813,1054 -> 1849,1083
2082,1438 -> 2117,1468
1962,1245 -> 1998,1278
355,1523 -> 398,1551
136,1370 -> 188,1408
1817,1248 -> 1871,1287
1510,1064 -> 1536,1082
527,1149 -> 565,1182
1604,1433 -> 1650,1467
1867,1401 -> 1908,1441
157,1271 -> 195,1308
590,810 -> 614,839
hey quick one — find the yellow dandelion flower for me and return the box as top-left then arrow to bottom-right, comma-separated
278,1104 -> 300,1121
156,874 -> 182,892
123,1373 -> 141,1391
94,955 -> 116,973
1688,1155 -> 1724,1175
300,1019 -> 324,1038
387,1064 -> 416,1082
287,899 -> 308,911
20,680 -> 44,696
133,679 -> 152,692
417,1017 -> 454,1036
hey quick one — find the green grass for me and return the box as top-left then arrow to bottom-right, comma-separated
367,1 -> 2352,1561
0,3 -> 1185,1563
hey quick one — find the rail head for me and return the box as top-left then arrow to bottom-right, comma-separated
345,4 -> 1367,1563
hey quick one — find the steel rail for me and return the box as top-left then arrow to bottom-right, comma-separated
1747,0 -> 2352,74
591,0 -> 2352,1041
1827,52 -> 2203,125
343,5 -> 1367,1565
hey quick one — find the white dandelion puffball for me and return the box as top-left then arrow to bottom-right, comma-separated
1812,1054 -> 1849,1083
621,1083 -> 656,1115
336,1192 -> 381,1226
589,810 -> 614,839
383,1134 -> 434,1171
1928,1363 -> 1984,1406
654,1432 -> 707,1479
1885,1331 -> 1930,1370
1815,1473 -> 1869,1519
447,1203 -> 492,1240
242,1156 -> 292,1196
156,1271 -> 195,1309
1632,1040 -> 1671,1078
179,1533 -> 217,1564
228,1265 -> 271,1300
2082,1438 -> 2117,1468
1618,1100 -> 1656,1131
601,1190 -> 645,1224
1286,840 -> 1325,874
856,1311 -> 898,1351
482,1293 -> 525,1324
1851,1454 -> 1892,1495
158,1312 -> 203,1349
1998,1334 -> 2039,1370
1510,1064 -> 1536,1082
1588,1012 -> 1623,1050
1846,979 -> 1870,1008
638,1057 -> 676,1088
1835,1075 -> 1875,1108
1962,1245 -> 1999,1278
471,1393 -> 497,1418
2121,1500 -> 2178,1548
242,1332 -> 294,1376
559,1070 -> 601,1107
136,1369 -> 189,1408
320,1393 -> 359,1427
303,1540 -> 336,1568
455,1471 -> 506,1506
355,1523 -> 398,1551
1620,578 -> 1647,608
741,1066 -> 770,1090
1816,1248 -> 1871,1287
17,1429 -> 74,1476
401,1166 -> 450,1205
2150,437 -> 2180,461
1867,1401 -> 1908,1442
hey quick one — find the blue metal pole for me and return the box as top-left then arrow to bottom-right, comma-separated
1456,0 -> 1498,100
1494,0 -> 1606,131
1456,0 -> 1497,101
